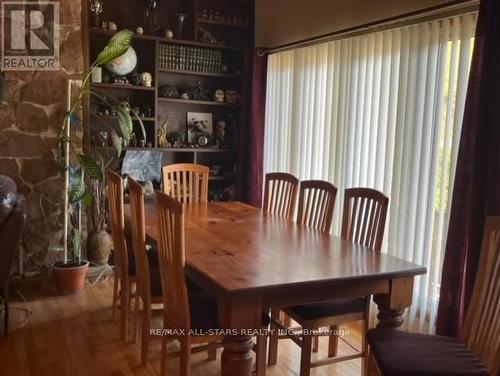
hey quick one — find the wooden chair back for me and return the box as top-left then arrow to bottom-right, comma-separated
263,172 -> 299,220
106,170 -> 129,282
341,188 -> 389,253
162,163 -> 209,204
155,191 -> 190,331
128,177 -> 151,301
297,180 -> 337,233
463,216 -> 500,375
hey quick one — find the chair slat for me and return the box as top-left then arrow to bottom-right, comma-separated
263,173 -> 299,220
162,164 -> 209,204
297,180 -> 337,233
464,217 -> 500,375
341,188 -> 389,253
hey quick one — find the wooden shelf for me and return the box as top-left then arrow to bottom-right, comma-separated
93,115 -> 155,122
158,68 -> 239,78
157,147 -> 232,153
197,18 -> 250,29
91,83 -> 155,91
89,27 -> 245,51
158,97 -> 239,106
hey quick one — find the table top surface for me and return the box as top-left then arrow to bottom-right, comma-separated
124,201 -> 426,293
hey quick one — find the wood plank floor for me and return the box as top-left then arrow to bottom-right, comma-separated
0,277 -> 363,375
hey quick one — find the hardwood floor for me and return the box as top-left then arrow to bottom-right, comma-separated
0,276 -> 363,375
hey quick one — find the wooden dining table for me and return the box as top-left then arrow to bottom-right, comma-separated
124,200 -> 426,376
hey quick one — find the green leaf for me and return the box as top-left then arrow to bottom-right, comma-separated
116,104 -> 133,143
95,30 -> 134,66
83,191 -> 93,207
69,171 -> 86,203
111,131 -> 123,158
77,154 -> 104,181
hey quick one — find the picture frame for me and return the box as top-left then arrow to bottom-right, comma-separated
187,112 -> 213,146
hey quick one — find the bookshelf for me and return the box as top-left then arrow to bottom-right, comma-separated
86,0 -> 254,201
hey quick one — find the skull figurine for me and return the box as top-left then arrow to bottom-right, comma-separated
140,72 -> 152,87
214,89 -> 225,102
225,89 -> 238,103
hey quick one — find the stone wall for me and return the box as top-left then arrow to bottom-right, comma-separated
0,1 -> 84,274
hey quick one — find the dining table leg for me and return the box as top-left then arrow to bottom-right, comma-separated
221,335 -> 253,376
373,276 -> 414,328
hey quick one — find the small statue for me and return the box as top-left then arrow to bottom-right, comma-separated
214,89 -> 225,102
225,89 -> 238,103
136,26 -> 144,35
216,120 -> 226,146
197,25 -> 219,44
158,117 -> 170,148
140,72 -> 152,87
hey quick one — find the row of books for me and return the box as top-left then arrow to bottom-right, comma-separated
158,44 -> 223,73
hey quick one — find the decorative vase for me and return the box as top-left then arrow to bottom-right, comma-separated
53,261 -> 89,295
87,230 -> 113,265
176,13 -> 188,40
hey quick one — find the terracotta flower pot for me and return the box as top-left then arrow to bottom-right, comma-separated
53,261 -> 89,295
87,230 -> 113,265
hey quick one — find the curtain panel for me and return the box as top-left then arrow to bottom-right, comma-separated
437,0 -> 500,338
264,13 -> 476,334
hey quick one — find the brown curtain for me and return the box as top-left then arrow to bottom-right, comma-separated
236,49 -> 268,207
436,0 -> 500,338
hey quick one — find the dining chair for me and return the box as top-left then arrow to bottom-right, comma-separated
155,190 -> 222,375
297,180 -> 338,233
263,172 -> 299,220
107,169 -> 137,340
268,187 -> 389,376
128,177 -> 164,366
367,216 -> 500,376
162,163 -> 209,204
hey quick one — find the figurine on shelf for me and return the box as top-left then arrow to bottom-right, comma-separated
187,81 -> 210,101
165,30 -> 174,39
159,84 -> 179,98
139,139 -> 146,147
158,117 -> 170,148
216,120 -> 226,147
136,26 -> 144,35
180,92 -> 189,100
140,72 -> 152,87
197,25 -> 220,44
128,70 -> 142,86
129,133 -> 137,147
101,21 -> 107,30
225,89 -> 238,103
144,105 -> 152,117
108,21 -> 117,32
214,89 -> 225,103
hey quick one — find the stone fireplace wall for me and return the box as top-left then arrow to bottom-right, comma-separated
0,1 -> 84,274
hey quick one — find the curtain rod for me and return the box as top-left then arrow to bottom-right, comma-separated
266,0 -> 479,54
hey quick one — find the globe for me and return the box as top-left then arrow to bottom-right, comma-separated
105,46 -> 137,76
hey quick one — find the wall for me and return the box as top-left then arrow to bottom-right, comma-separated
0,1 -> 84,274
255,0 -> 469,48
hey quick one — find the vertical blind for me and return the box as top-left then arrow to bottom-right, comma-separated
264,13 -> 477,334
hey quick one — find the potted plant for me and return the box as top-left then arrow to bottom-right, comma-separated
53,30 -> 145,294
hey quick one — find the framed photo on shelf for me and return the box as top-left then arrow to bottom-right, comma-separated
187,112 -> 213,146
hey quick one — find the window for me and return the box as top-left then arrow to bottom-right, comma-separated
264,13 -> 476,334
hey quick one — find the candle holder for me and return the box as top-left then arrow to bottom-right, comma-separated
89,0 -> 103,28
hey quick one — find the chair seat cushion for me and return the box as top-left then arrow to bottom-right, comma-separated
286,297 -> 365,321
367,328 -> 489,376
